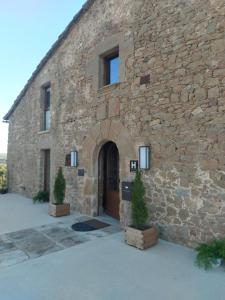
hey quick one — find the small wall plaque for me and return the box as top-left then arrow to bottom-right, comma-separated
140,74 -> 150,85
78,169 -> 85,177
130,160 -> 138,173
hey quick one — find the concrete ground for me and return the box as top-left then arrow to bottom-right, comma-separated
0,194 -> 224,300
0,193 -> 79,235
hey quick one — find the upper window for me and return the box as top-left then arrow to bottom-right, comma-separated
43,86 -> 51,131
102,48 -> 120,86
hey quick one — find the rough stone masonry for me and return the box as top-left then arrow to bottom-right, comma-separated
4,0 -> 225,247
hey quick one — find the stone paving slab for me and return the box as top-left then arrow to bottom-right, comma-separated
0,238 -> 17,254
12,231 -> 64,259
0,216 -> 121,268
59,234 -> 90,248
0,249 -> 29,268
6,228 -> 37,241
40,226 -> 74,241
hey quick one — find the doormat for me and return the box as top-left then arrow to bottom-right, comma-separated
71,219 -> 110,232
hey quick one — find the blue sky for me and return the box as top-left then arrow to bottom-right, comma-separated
0,0 -> 86,153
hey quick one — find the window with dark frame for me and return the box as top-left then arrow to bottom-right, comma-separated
43,86 -> 51,131
103,48 -> 119,86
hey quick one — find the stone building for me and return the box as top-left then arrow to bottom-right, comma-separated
4,0 -> 225,247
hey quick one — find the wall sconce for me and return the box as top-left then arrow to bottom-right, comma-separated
139,146 -> 151,170
71,150 -> 78,167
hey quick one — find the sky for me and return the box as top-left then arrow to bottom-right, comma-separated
0,0 -> 86,153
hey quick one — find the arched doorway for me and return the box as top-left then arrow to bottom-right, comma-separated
98,141 -> 120,220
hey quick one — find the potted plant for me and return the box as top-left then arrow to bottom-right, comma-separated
48,167 -> 70,217
125,170 -> 158,250
196,239 -> 225,270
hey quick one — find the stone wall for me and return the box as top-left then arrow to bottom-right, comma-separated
131,0 -> 225,247
7,0 -> 225,247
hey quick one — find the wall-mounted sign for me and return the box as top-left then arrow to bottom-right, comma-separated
130,160 -> 138,172
78,169 -> 85,177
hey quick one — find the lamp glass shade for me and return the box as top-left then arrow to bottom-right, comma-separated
139,146 -> 150,170
71,151 -> 78,167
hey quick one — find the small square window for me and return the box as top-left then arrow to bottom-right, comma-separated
102,48 -> 120,86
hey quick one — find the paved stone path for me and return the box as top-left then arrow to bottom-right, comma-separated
0,215 -> 121,268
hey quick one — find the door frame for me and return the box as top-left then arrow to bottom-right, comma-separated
81,119 -> 137,224
98,141 -> 120,219
43,149 -> 50,201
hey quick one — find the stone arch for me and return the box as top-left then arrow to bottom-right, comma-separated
81,119 -> 136,221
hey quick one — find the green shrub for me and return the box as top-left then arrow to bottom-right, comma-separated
196,239 -> 225,270
131,170 -> 148,229
0,188 -> 8,194
53,167 -> 66,204
33,191 -> 49,204
0,164 -> 7,190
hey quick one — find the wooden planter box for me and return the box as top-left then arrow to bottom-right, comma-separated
125,225 -> 158,250
48,203 -> 70,217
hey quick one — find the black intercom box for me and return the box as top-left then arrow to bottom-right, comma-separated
121,182 -> 133,201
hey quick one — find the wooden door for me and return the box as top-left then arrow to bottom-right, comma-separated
104,143 -> 120,219
44,150 -> 50,198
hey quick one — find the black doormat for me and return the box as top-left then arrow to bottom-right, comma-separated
71,219 -> 110,232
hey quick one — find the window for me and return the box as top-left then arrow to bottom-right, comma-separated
102,48 -> 119,86
43,86 -> 51,131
